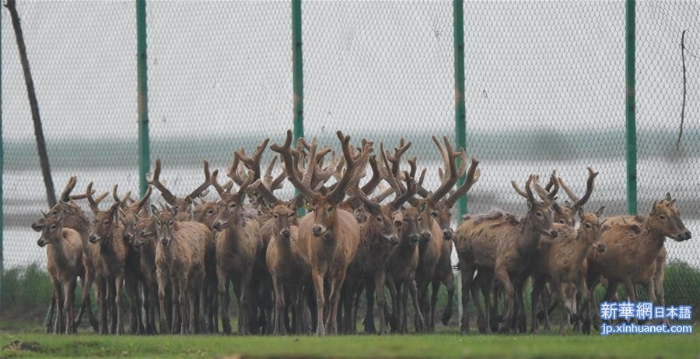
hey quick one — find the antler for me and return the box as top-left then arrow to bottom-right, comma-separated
235,138 -> 270,183
421,137 -> 459,203
512,175 -> 537,204
85,182 -> 109,215
59,176 -> 77,202
271,130 -> 316,200
384,138 -> 411,178
389,170 -> 417,210
185,160 -> 212,202
558,167 -> 598,209
328,131 -> 371,205
147,159 -> 178,205
135,185 -> 153,213
210,170 -> 230,197
444,157 -> 481,208
249,179 -> 281,206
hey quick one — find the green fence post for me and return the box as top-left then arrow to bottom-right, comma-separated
625,0 -> 637,215
292,0 -> 304,141
137,0 -> 150,196
453,0 -> 467,218
292,0 -> 305,215
0,2 -> 4,307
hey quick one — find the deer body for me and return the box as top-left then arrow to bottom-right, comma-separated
38,214 -> 83,334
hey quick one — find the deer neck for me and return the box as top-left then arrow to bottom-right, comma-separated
518,221 -> 543,257
637,220 -> 666,266
571,230 -> 593,269
47,234 -> 71,269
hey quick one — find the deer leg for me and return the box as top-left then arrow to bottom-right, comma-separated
352,282 -> 362,335
385,277 -> 398,333
552,280 -> 568,335
114,273 -> 125,335
272,275 -> 286,335
459,264 -> 475,334
157,271 -> 170,334
64,279 -> 77,334
311,271 -> 326,336
51,275 -> 65,334
96,277 -> 108,335
375,272 -> 387,335
46,284 -> 58,334
531,276 -> 545,334
326,270 -> 347,335
398,280 -> 408,334
516,283 -> 527,333
442,270 -> 455,327
429,281 -> 439,333
495,267 -> 514,334
409,278 -> 425,333
238,269 -> 253,335
83,270 -> 99,332
217,268 -> 231,335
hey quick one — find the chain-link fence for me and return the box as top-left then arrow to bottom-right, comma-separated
2,1 -> 699,320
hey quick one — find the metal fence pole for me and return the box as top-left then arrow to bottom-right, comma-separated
453,0 -> 466,325
292,0 -> 304,141
453,0 -> 467,218
0,2 -> 4,307
137,0 -> 150,196
625,0 -> 637,215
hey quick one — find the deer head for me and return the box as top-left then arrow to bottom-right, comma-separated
512,175 -> 558,238
37,211 -> 65,247
648,194 -> 691,242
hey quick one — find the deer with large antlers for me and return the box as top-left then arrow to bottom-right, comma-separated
529,168 -> 599,332
147,159 -> 212,220
152,205 -> 209,334
413,136 -> 481,332
86,183 -> 130,334
31,176 -> 105,333
271,130 -> 368,336
250,179 -> 307,335
338,153 -> 419,335
455,175 -> 558,334
117,185 -> 153,335
211,165 -> 263,335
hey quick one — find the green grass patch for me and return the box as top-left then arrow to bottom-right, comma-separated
0,331 -> 698,359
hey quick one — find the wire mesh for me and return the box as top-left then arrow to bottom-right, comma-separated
1,1 -> 698,320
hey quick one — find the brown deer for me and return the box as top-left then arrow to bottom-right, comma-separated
252,179 -> 308,335
147,159 -> 212,220
341,157 -> 418,335
152,205 -> 209,334
31,176 -> 105,333
117,185 -> 152,335
455,175 -> 557,334
211,168 -> 263,335
37,211 -> 83,334
584,194 -> 690,331
413,137 -> 481,332
530,206 -> 606,334
270,130 -> 368,336
130,214 -> 163,334
86,183 -> 129,335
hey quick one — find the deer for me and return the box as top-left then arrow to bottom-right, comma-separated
530,206 -> 606,334
31,176 -> 105,333
412,137 -> 481,332
455,175 -> 558,334
339,153 -> 419,335
129,213 -> 164,334
117,185 -> 153,335
36,211 -> 83,334
147,158 -> 212,221
211,167 -> 263,335
151,205 -> 209,334
513,168 -> 596,331
250,179 -> 308,335
270,130 -> 369,336
584,194 -> 691,332
86,183 -> 130,335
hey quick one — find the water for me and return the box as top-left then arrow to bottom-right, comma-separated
5,158 -> 699,270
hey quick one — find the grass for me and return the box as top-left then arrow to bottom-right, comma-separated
0,329 -> 698,359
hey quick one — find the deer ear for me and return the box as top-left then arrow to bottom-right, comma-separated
56,211 -> 64,223
151,205 -> 160,215
552,202 -> 561,214
665,192 -> 672,201
171,206 -> 179,216
418,202 -> 427,213
595,206 -> 605,218
577,207 -> 584,220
